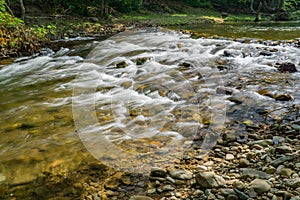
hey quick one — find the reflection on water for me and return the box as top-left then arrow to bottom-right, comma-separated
174,21 -> 300,40
0,27 -> 299,186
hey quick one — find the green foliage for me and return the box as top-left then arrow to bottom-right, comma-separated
0,0 -> 23,28
32,25 -> 56,38
180,0 -> 212,8
0,0 -> 48,58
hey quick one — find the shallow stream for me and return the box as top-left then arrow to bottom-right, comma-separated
0,24 -> 299,186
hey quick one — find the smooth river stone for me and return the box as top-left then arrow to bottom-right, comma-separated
169,169 -> 193,180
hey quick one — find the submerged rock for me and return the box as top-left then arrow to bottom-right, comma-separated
257,89 -> 294,101
150,167 -> 167,177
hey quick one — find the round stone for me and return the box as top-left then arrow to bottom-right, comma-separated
169,169 -> 193,180
249,179 -> 271,194
226,154 -> 235,160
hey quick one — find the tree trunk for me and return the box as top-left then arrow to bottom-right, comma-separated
20,0 -> 25,20
99,0 -> 106,16
254,0 -> 263,22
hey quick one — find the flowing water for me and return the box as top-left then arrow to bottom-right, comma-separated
0,26 -> 299,187
176,20 -> 300,40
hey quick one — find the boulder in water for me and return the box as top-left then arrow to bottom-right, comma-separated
276,62 -> 297,73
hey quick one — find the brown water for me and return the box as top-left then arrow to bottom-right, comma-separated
0,25 -> 299,189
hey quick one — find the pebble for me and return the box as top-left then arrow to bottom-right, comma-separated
227,194 -> 239,200
249,179 -> 271,194
150,167 -> 167,177
239,159 -> 250,167
169,169 -> 193,180
196,172 -> 226,188
221,188 -> 235,196
275,145 -> 293,154
226,153 -> 235,160
241,168 -> 271,179
129,196 -> 154,200
162,185 -> 175,191
234,188 -> 250,200
285,178 -> 300,188
233,180 -> 247,190
279,168 -> 293,177
104,178 -> 119,189
271,154 -> 297,167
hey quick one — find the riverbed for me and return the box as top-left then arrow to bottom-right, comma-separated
0,22 -> 299,198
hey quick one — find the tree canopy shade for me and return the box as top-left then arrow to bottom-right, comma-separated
2,0 -> 300,24
4,0 -> 299,20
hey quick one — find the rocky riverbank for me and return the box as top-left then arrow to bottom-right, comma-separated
2,103 -> 300,200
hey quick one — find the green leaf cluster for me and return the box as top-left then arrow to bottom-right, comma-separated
0,0 -> 23,28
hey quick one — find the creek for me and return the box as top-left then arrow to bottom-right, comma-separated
0,24 -> 299,187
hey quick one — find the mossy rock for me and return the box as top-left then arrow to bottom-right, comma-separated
136,57 -> 149,65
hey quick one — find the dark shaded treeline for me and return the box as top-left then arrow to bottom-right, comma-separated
7,0 -> 300,21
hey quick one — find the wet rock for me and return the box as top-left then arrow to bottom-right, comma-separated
116,61 -> 128,68
285,178 -> 300,188
273,136 -> 285,145
292,124 -> 300,131
227,97 -> 243,104
265,166 -> 276,174
226,194 -> 239,200
247,139 -> 272,147
166,176 -> 176,183
162,185 -> 175,191
276,62 -> 298,73
129,196 -> 154,200
221,188 -> 236,196
273,94 -> 294,101
238,159 -> 250,167
150,167 -> 167,177
217,65 -> 229,72
257,89 -> 274,98
147,188 -> 156,194
104,177 -> 120,190
233,180 -> 247,190
270,154 -> 297,167
195,172 -> 226,188
234,188 -> 250,200
225,154 -> 235,160
169,169 -> 193,180
88,162 -> 108,171
241,168 -> 271,179
275,145 -> 293,154
259,51 -> 273,56
279,168 -> 293,177
216,87 -> 233,95
223,50 -> 242,57
249,179 -> 271,194
179,62 -> 193,68
136,57 -> 149,65
257,89 -> 294,101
